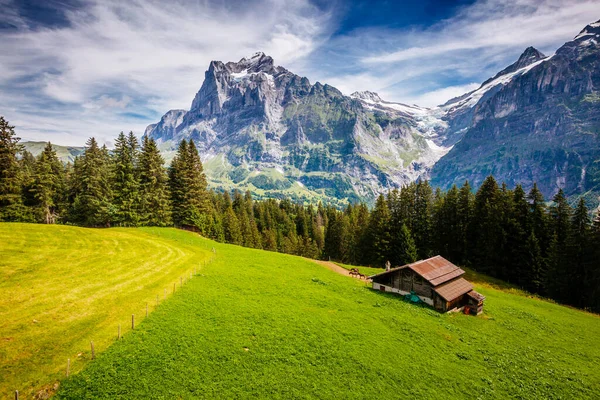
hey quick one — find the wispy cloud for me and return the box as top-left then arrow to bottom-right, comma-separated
306,0 -> 600,106
0,0 -> 332,145
1,0 -> 599,144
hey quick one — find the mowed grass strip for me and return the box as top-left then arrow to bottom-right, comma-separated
0,224 -> 211,398
57,228 -> 600,399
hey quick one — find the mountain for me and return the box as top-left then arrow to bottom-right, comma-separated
431,21 -> 600,200
145,52 -> 449,205
22,141 -> 84,163
146,20 -> 600,205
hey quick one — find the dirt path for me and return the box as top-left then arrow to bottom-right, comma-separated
313,260 -> 352,276
312,260 -> 371,282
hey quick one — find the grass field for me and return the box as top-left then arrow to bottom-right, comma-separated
44,227 -> 600,399
0,224 -> 212,399
2,225 -> 600,399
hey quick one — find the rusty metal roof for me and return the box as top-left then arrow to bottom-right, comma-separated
433,278 -> 473,302
407,256 -> 465,286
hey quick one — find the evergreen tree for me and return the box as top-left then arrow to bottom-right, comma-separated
366,194 -> 391,266
568,199 -> 591,307
469,176 -> 504,275
223,203 -> 242,245
113,132 -> 140,226
0,116 -> 27,221
69,138 -> 114,226
397,223 -> 418,265
456,181 -> 474,263
412,180 -> 434,258
546,189 -> 572,302
139,136 -> 171,226
31,142 -> 65,223
169,140 -> 210,231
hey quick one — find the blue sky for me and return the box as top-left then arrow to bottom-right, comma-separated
1,0 -> 599,145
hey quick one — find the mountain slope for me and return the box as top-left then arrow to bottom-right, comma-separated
21,141 -> 84,163
51,226 -> 600,399
431,21 -> 600,198
145,53 -> 448,204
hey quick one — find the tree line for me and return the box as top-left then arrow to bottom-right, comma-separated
1,116 -> 599,312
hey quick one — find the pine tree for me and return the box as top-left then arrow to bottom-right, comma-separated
456,181 -> 474,264
223,203 -> 242,245
168,139 -> 188,226
31,142 -> 65,223
506,185 -> 532,287
546,189 -> 573,302
0,116 -> 27,221
139,136 -> 171,226
525,232 -> 544,293
568,199 -> 591,307
18,149 -> 37,221
469,176 -> 504,275
69,138 -> 114,226
366,194 -> 391,266
169,140 -> 210,231
113,132 -> 140,226
412,180 -> 433,258
397,223 -> 418,265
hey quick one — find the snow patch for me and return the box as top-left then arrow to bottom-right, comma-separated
442,57 -> 549,113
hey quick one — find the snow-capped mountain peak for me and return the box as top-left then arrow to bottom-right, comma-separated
350,91 -> 383,103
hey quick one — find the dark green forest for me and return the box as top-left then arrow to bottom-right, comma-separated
1,116 -> 599,312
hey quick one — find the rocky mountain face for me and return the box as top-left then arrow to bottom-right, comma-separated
431,20 -> 600,200
145,52 -> 449,204
146,20 -> 600,204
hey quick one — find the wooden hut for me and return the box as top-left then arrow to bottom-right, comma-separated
370,256 -> 485,314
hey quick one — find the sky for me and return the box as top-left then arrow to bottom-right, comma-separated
1,0 -> 599,146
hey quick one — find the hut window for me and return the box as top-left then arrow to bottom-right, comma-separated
415,276 -> 423,285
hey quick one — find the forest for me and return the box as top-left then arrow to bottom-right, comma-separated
1,116 -> 599,312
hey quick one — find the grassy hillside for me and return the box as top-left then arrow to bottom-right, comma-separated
21,141 -> 84,163
0,224 -> 211,399
45,228 -> 600,399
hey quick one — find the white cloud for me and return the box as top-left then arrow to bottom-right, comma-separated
1,0 -> 599,145
306,0 -> 600,107
0,0 -> 332,145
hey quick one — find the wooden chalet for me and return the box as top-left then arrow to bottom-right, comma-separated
370,256 -> 485,314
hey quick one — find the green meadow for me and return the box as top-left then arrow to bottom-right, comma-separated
1,224 -> 599,399
0,224 -> 211,399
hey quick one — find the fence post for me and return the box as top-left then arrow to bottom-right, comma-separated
173,283 -> 176,294
132,314 -> 135,330
67,358 -> 70,377
180,276 -> 183,287
118,324 -> 121,340
156,294 -> 159,306
91,341 -> 95,359
14,390 -> 18,400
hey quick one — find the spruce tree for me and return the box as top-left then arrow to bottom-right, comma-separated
113,132 -> 140,226
168,139 -> 188,226
0,116 -> 27,221
223,203 -> 242,245
469,176 -> 504,275
31,142 -> 65,223
139,136 -> 171,226
546,189 -> 573,302
366,194 -> 391,266
456,181 -> 474,264
69,137 -> 114,226
568,199 -> 591,307
412,180 -> 433,259
397,223 -> 418,265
